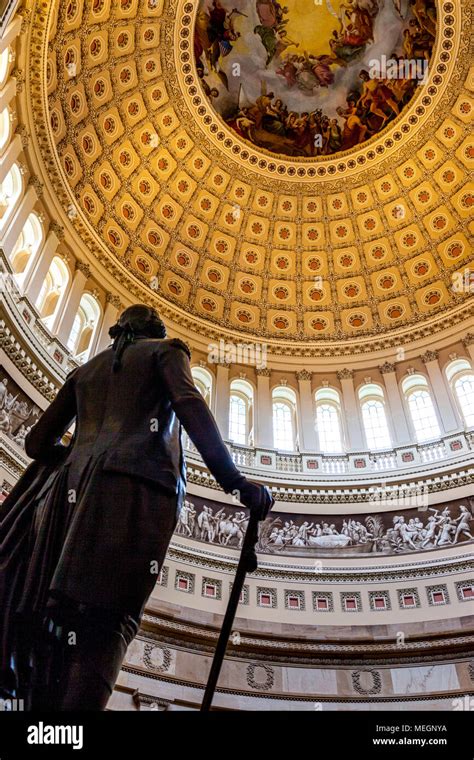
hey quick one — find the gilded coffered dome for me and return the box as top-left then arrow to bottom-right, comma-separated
24,0 -> 473,350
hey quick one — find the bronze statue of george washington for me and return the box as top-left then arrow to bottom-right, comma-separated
0,304 -> 272,710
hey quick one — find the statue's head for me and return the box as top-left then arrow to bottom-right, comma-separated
111,304 -> 167,340
109,304 -> 167,372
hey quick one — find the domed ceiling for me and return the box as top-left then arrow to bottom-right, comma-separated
25,0 -> 473,349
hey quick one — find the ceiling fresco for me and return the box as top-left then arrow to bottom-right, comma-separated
195,0 -> 436,157
21,0 -> 473,348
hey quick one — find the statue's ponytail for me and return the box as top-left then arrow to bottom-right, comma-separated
108,304 -> 167,372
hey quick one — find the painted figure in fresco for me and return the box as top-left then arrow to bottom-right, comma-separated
195,1 -> 246,89
358,69 -> 400,126
328,0 -> 379,61
409,0 -> 436,38
253,0 -> 299,66
329,28 -> 364,63
336,102 -> 368,149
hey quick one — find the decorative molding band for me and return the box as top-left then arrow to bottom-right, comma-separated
164,542 -> 474,584
135,613 -> 474,661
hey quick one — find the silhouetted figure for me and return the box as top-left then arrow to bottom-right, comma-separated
0,305 -> 272,710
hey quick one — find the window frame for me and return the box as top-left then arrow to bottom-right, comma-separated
401,373 -> 442,443
315,386 -> 345,454
445,359 -> 474,429
272,385 -> 298,452
358,383 -> 392,452
229,379 -> 254,446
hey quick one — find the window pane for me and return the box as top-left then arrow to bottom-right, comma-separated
0,107 -> 11,152
455,374 -> 474,426
361,399 -> 391,450
407,389 -> 440,442
273,401 -> 294,450
67,313 -> 82,352
229,395 -> 247,444
316,403 -> 343,453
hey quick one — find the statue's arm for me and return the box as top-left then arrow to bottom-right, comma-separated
157,341 -> 244,494
24,369 -> 78,463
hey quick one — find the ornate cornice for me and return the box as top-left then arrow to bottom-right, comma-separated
139,610 -> 474,663
185,466 -> 474,503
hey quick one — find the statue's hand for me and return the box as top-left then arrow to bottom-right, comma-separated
237,480 -> 274,522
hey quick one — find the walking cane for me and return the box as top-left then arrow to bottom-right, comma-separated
200,504 -> 270,712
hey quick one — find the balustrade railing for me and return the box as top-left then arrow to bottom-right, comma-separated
183,431 -> 473,478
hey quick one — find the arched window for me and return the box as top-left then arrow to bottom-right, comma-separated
0,163 -> 22,231
0,107 -> 11,153
272,385 -> 297,451
36,256 -> 70,330
315,387 -> 344,453
67,293 -> 101,362
10,211 -> 44,286
229,379 -> 253,445
191,366 -> 213,407
359,383 -> 392,451
0,48 -> 11,89
446,359 -> 474,428
401,374 -> 441,442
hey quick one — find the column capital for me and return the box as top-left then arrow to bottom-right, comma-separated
336,368 -> 354,380
216,360 -> 231,370
49,221 -> 65,240
256,367 -> 271,377
421,349 -> 439,363
296,369 -> 312,381
14,124 -> 29,147
462,333 -> 474,347
379,361 -> 396,374
12,68 -> 25,93
105,291 -> 121,309
75,260 -> 91,279
28,173 -> 43,197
